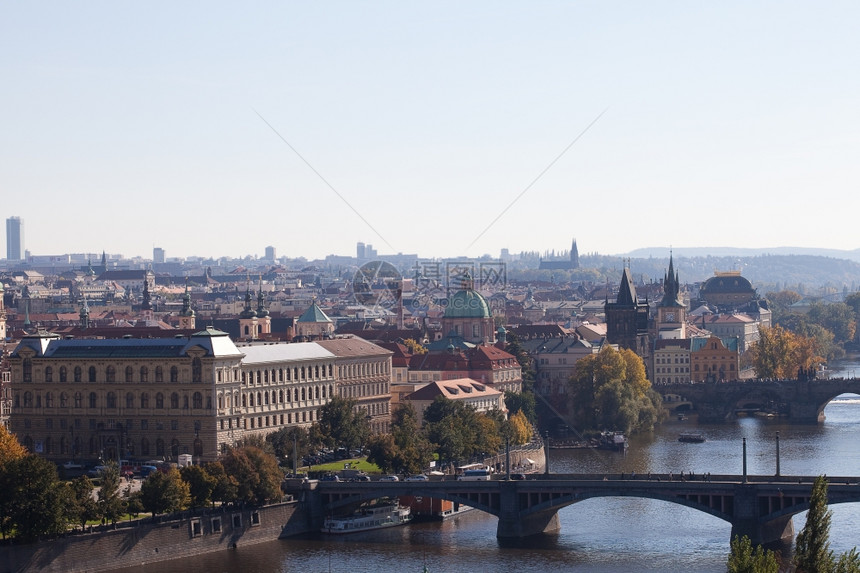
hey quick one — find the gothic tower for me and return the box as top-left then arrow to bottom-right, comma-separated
656,251 -> 686,339
604,261 -> 650,355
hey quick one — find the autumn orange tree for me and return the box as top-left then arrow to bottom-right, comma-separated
748,325 -> 824,379
0,425 -> 28,466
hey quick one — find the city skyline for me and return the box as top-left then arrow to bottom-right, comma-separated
2,3 -> 859,261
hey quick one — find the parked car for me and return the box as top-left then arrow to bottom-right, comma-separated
349,474 -> 371,482
510,473 -> 527,480
62,461 -> 84,470
404,474 -> 429,482
87,465 -> 107,477
379,475 -> 399,482
319,474 -> 341,482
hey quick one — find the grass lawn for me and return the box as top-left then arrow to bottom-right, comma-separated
310,458 -> 380,474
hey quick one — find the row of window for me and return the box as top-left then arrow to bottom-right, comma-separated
242,363 -> 334,385
15,390 -> 210,410
19,434 -> 203,458
29,362 -> 198,384
655,357 -> 690,364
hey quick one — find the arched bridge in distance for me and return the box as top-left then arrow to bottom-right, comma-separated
658,378 -> 860,423
303,474 -> 860,545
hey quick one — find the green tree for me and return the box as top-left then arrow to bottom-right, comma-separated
504,390 -> 537,425
0,455 -> 72,541
807,301 -> 856,347
221,446 -> 283,504
140,468 -> 191,515
566,346 -> 664,434
834,548 -> 860,573
266,426 -> 310,471
97,461 -> 125,524
726,535 -> 780,573
70,475 -> 99,529
365,433 -> 398,474
389,403 -> 433,474
180,465 -> 216,508
316,396 -> 370,454
795,475 -> 834,573
204,461 -> 239,505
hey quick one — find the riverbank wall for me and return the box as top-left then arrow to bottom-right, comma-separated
0,501 -> 311,573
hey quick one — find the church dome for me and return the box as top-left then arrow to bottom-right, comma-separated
700,274 -> 754,295
445,286 -> 491,319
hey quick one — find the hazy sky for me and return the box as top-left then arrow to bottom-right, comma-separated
2,2 -> 858,261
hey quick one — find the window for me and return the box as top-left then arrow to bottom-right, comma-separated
171,392 -> 179,409
89,392 -> 97,408
23,391 -> 33,407
74,366 -> 82,383
45,367 -> 53,383
141,437 -> 150,456
106,366 -> 116,383
170,366 -> 179,383
59,367 -> 67,382
193,392 -> 203,409
126,366 -> 134,383
89,366 -> 97,383
140,367 -> 148,382
192,358 -> 202,383
126,392 -> 134,409
141,419 -> 148,430
106,392 -> 117,409
141,392 -> 149,408
45,392 -> 53,407
60,392 -> 68,407
155,367 -> 164,383
156,393 -> 164,409
74,392 -> 82,408
23,359 -> 32,383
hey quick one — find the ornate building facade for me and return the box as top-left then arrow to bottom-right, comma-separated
8,329 -> 392,464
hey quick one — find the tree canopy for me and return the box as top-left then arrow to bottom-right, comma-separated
748,325 -> 824,379
316,396 -> 371,454
566,346 -> 664,434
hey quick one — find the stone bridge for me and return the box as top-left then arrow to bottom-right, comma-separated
298,473 -> 860,545
658,378 -> 860,423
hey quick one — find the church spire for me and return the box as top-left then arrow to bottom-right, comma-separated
256,275 -> 269,318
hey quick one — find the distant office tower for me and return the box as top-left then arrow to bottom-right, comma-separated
265,245 -> 276,261
6,217 -> 23,261
356,242 -> 366,260
153,247 -> 165,264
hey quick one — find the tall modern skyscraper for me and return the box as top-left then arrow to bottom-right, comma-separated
6,216 -> 23,261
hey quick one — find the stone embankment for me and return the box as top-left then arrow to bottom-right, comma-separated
0,501 -> 310,573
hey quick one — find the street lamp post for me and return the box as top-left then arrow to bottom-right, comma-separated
742,438 -> 748,483
775,431 -> 781,477
544,431 -> 550,475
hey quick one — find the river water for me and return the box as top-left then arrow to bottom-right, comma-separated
116,360 -> 860,573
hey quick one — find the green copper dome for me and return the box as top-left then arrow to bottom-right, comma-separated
444,274 -> 492,319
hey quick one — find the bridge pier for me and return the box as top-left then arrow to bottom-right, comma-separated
730,485 -> 795,545
496,481 -> 561,538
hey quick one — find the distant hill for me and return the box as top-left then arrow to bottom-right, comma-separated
625,246 -> 860,263
597,252 -> 860,291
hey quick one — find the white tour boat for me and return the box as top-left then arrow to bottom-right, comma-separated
322,501 -> 412,534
